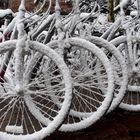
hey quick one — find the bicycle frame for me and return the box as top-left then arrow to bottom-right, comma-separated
0,0 -> 27,93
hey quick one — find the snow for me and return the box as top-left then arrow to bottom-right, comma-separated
114,0 -> 131,11
80,12 -> 96,19
34,0 -> 38,4
130,10 -> 137,16
5,125 -> 23,134
0,0 -> 140,138
0,9 -> 14,18
3,17 -> 16,35
127,85 -> 140,92
26,12 -> 40,19
31,14 -> 55,38
93,13 -> 112,34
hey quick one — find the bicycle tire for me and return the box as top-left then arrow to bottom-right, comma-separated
0,40 -> 72,139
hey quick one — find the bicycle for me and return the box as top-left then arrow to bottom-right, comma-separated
109,0 -> 140,111
0,0 -> 72,139
31,0 -> 116,132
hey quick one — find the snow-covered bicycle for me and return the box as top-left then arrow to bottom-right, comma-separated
0,0 -> 72,139
30,0 -> 115,132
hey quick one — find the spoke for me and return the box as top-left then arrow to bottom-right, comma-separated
74,88 -> 100,109
32,100 -> 58,114
74,84 -> 105,97
0,96 -> 19,128
75,87 -> 102,104
32,93 -> 63,106
74,88 -> 94,112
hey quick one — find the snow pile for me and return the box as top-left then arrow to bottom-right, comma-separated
0,9 -> 14,18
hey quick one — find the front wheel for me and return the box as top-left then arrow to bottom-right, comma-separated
0,40 -> 72,139
45,37 -> 115,132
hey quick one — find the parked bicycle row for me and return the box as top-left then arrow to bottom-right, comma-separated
0,0 -> 139,140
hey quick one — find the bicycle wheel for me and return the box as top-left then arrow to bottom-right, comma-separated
0,40 -> 72,139
111,35 -> 140,111
88,36 -> 128,112
45,37 -> 114,132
